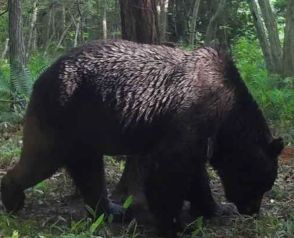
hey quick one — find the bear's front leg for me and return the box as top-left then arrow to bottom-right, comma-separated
188,165 -> 237,218
144,155 -> 190,238
188,165 -> 218,218
65,145 -> 125,221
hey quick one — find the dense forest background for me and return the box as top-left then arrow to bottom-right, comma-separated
0,1 -> 294,238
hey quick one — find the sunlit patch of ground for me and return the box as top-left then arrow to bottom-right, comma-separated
0,126 -> 293,237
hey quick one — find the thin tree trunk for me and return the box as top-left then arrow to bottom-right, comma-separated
283,0 -> 294,77
27,0 -> 38,56
8,0 -> 26,105
76,0 -> 84,43
190,0 -> 201,46
74,16 -> 81,47
257,0 -> 282,74
46,7 -> 52,47
167,0 -> 176,42
205,0 -> 226,47
103,0 -> 107,40
1,38 -> 9,59
175,0 -> 187,43
62,5 -> 66,38
52,4 -> 56,41
159,0 -> 168,42
248,0 -> 274,73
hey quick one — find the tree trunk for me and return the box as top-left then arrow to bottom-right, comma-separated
190,0 -> 201,46
159,0 -> 168,42
205,0 -> 227,47
283,0 -> 294,77
27,0 -> 38,56
167,0 -> 176,42
174,0 -> 187,43
247,0 -> 274,73
257,0 -> 282,74
119,0 -> 160,44
46,6 -> 53,48
8,0 -> 26,105
102,0 -> 107,40
74,16 -> 81,47
1,38 -> 9,59
114,0 -> 161,210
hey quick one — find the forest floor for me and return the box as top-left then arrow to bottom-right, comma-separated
0,124 -> 293,238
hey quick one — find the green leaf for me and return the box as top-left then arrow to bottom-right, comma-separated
123,195 -> 133,210
11,230 -> 19,238
90,214 -> 105,234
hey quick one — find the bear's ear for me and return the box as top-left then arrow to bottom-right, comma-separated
269,137 -> 284,157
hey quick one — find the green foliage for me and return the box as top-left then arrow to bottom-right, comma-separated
123,195 -> 134,210
233,38 -> 294,143
0,10 -> 8,52
28,54 -> 50,79
0,55 -> 49,123
10,230 -> 19,238
89,214 -> 105,235
184,217 -> 205,237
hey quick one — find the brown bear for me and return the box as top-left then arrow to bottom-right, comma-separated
1,40 -> 283,238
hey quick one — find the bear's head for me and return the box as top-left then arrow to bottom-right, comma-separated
211,137 -> 284,215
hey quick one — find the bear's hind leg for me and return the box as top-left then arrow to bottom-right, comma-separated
1,116 -> 63,213
1,145 -> 62,213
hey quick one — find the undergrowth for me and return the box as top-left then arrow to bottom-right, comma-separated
233,38 -> 294,143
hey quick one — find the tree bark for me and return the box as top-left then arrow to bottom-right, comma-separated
174,0 -> 187,43
46,6 -> 53,47
102,0 -> 107,40
74,16 -> 81,47
119,0 -> 160,44
27,0 -> 38,55
1,38 -> 9,59
257,0 -> 282,74
283,0 -> 294,77
159,0 -> 168,42
167,0 -> 176,42
248,0 -> 274,73
8,0 -> 26,105
114,0 -> 161,209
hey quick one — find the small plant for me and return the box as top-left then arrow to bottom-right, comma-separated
10,230 -> 19,238
183,217 -> 204,237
